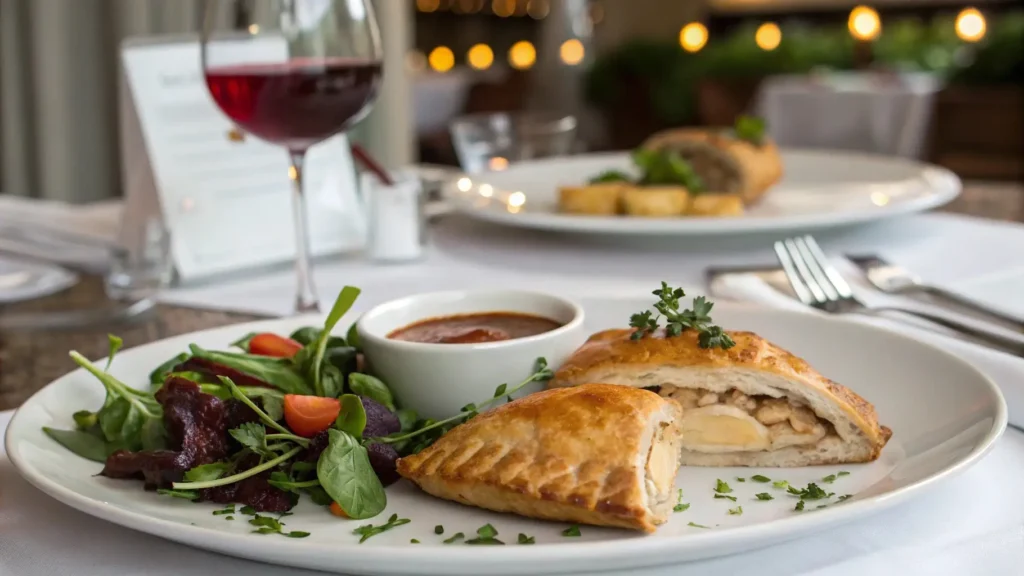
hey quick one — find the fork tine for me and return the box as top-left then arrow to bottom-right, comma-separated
793,237 -> 839,301
773,240 -> 815,305
783,238 -> 827,303
802,235 -> 854,298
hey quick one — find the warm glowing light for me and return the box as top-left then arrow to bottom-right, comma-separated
428,46 -> 455,73
467,44 -> 494,70
457,0 -> 482,13
508,191 -> 526,207
756,22 -> 782,51
479,184 -> 494,197
405,50 -> 427,72
848,6 -> 881,42
247,24 -> 260,34
559,39 -> 585,65
527,0 -> 549,19
680,23 -> 708,53
492,0 -> 515,17
289,166 -> 298,180
955,8 -> 986,42
416,0 -> 440,12
457,177 -> 472,192
508,41 -> 536,70
488,157 -> 510,171
870,192 -> 890,206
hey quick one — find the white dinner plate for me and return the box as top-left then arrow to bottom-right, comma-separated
4,298 -> 1005,576
444,150 -> 961,236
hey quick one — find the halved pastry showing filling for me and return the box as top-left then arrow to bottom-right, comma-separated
550,329 -> 891,467
396,384 -> 683,532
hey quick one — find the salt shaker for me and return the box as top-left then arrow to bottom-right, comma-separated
363,170 -> 426,263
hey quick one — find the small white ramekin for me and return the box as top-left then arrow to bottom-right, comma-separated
356,290 -> 586,420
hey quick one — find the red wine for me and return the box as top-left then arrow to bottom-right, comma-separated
205,58 -> 382,151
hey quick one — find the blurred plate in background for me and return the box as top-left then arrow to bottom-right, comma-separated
445,149 -> 961,236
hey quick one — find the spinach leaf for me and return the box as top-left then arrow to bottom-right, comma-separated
290,327 -> 347,349
345,321 -> 361,351
335,394 -> 367,437
317,429 -> 386,520
261,394 -> 284,422
188,345 -> 311,395
305,486 -> 333,506
149,353 -> 190,385
308,286 -> 361,397
321,365 -> 345,399
324,346 -> 358,378
230,332 -> 258,352
396,409 -> 418,433
97,397 -> 144,451
348,373 -> 395,412
42,427 -> 108,463
140,418 -> 169,451
184,462 -> 230,483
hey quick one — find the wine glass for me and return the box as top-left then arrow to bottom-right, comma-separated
201,0 -> 383,313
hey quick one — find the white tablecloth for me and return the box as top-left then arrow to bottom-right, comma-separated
756,72 -> 942,159
5,210 -> 1024,574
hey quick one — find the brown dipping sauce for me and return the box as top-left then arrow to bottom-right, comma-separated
387,312 -> 562,344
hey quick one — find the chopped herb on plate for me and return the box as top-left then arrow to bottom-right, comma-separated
838,494 -> 853,501
443,532 -> 465,544
673,489 -> 690,512
787,482 -> 833,500
518,533 -> 536,545
772,480 -> 789,490
821,474 -> 837,484
750,475 -> 771,483
714,494 -> 737,502
794,501 -> 805,511
434,525 -> 444,535
755,493 -> 774,501
466,523 -> 504,545
714,479 -> 732,494
562,525 -> 582,537
838,471 -> 850,477
687,522 -> 710,529
352,514 -> 411,544
736,477 -> 746,482
410,539 -> 420,544
728,506 -> 743,516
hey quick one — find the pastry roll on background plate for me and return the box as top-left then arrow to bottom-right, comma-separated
642,128 -> 782,205
397,384 -> 683,532
550,330 -> 891,467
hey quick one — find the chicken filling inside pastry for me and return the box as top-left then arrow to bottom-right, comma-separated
649,385 -> 830,453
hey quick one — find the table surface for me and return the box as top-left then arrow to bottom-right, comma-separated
1,182 -> 1022,411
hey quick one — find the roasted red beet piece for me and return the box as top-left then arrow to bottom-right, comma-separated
360,396 -> 400,438
365,442 -> 401,486
224,399 -> 261,430
101,378 -> 228,488
302,430 -> 331,462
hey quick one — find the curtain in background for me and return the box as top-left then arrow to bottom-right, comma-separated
0,0 -> 412,203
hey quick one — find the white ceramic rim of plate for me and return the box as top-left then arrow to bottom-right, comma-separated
4,305 -> 1007,574
445,149 -> 962,235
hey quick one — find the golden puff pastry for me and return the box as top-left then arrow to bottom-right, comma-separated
642,128 -> 782,205
557,183 -> 624,215
550,330 -> 891,467
396,384 -> 684,532
621,186 -> 689,217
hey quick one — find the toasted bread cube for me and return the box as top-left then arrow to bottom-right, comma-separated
687,194 -> 744,217
622,186 -> 689,217
558,184 -> 623,215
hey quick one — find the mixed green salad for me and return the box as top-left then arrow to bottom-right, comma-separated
43,286 -> 554,527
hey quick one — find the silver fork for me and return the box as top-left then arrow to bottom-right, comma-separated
775,235 -> 1024,358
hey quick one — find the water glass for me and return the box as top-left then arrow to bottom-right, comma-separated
449,112 -> 577,174
104,217 -> 172,301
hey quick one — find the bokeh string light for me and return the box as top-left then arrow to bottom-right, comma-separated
679,22 -> 708,53
755,22 -> 782,51
955,7 -> 987,42
848,5 -> 882,42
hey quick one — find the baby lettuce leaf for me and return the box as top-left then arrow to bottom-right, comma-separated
308,286 -> 361,397
104,334 -> 124,371
396,409 -> 418,433
317,429 -> 386,520
149,353 -> 190,385
188,345 -> 311,395
140,417 -> 169,451
335,394 -> 367,437
42,427 -> 109,463
290,326 -> 347,349
348,373 -> 395,412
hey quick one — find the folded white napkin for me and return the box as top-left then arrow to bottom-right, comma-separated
712,272 -> 1024,429
0,197 -> 121,272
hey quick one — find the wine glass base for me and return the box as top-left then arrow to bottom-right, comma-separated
295,297 -> 321,315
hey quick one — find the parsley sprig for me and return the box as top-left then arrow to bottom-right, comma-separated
352,514 -> 410,543
629,283 -> 735,349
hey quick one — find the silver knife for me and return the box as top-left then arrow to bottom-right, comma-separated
847,254 -> 1024,333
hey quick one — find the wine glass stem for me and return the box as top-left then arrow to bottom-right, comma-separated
288,151 -> 320,314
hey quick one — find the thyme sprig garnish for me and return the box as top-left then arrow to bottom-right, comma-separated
629,283 -> 735,350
